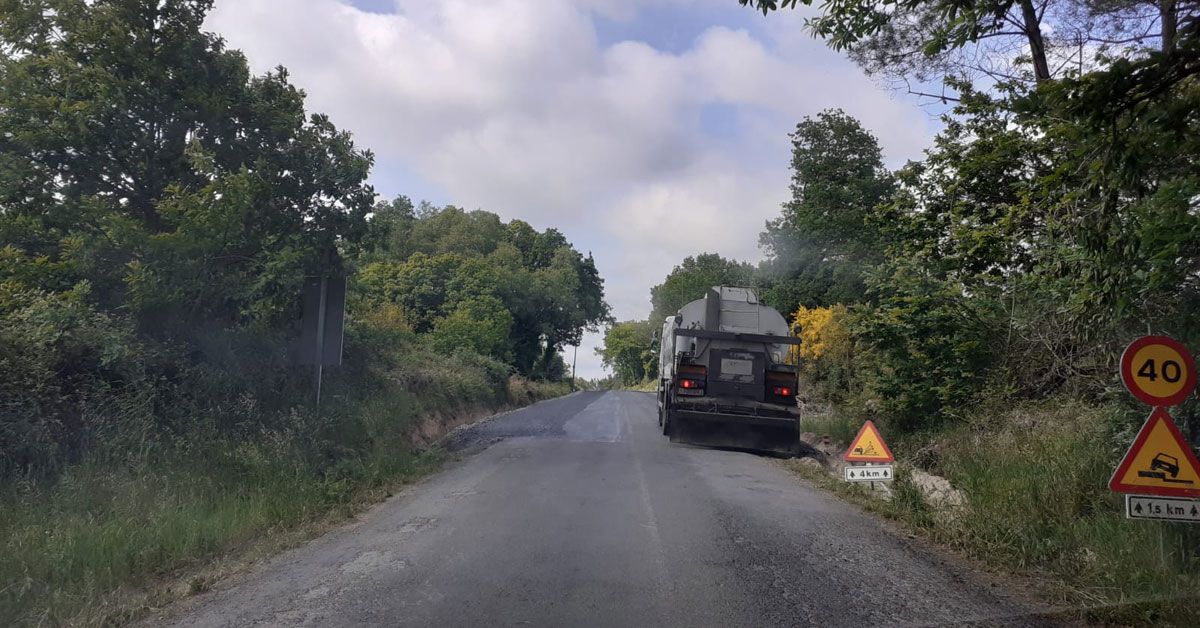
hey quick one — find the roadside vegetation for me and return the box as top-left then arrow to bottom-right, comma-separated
0,1 -> 602,625
597,1 -> 1200,622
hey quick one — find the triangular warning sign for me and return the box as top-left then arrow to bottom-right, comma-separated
1110,408 -> 1200,498
844,420 -> 894,463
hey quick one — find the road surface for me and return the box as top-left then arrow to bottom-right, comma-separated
159,391 -> 1054,627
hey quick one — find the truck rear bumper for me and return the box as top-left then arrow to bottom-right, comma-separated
671,408 -> 798,430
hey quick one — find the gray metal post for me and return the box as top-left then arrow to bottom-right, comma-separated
572,344 -> 578,390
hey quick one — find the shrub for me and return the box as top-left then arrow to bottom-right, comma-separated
0,285 -> 157,476
789,304 -> 863,404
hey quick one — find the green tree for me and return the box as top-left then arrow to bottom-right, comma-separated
0,0 -> 379,477
739,1 -> 1200,92
757,109 -> 893,314
597,320 -> 656,386
429,295 -> 515,361
406,206 -> 506,258
354,204 -> 611,378
739,1 -> 1054,83
0,0 -> 375,329
361,196 -> 416,262
356,253 -> 503,333
650,253 -> 754,323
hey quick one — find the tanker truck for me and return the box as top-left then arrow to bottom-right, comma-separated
657,287 -> 803,455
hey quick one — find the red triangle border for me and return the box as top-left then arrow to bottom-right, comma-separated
843,420 -> 895,463
1109,407 -> 1200,498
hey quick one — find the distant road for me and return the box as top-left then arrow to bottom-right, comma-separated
158,391 -> 1054,627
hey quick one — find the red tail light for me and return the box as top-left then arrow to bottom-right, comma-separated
765,369 -> 797,401
677,363 -> 706,395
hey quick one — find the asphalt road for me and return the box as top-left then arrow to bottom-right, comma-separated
160,391 -> 1054,627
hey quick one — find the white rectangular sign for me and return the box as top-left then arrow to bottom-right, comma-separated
1126,495 -> 1200,522
845,465 -> 894,482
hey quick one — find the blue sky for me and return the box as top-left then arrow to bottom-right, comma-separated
207,0 -> 939,379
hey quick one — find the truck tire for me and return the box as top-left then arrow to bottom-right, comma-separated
661,395 -> 672,436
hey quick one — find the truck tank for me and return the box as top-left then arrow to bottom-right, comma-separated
657,287 -> 803,455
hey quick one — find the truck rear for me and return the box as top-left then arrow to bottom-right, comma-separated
657,287 -> 802,456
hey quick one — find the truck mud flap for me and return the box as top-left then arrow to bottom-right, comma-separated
668,412 -> 801,457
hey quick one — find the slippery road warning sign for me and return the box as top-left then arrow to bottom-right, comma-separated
1110,408 -> 1200,498
843,420 -> 894,463
1120,336 -> 1196,407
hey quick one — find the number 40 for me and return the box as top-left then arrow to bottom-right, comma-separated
1139,359 -> 1183,383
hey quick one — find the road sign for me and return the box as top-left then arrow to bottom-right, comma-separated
1109,408 -> 1200,498
843,420 -> 894,463
1126,495 -> 1200,523
295,277 -> 347,367
845,465 -> 894,482
1120,336 -> 1196,407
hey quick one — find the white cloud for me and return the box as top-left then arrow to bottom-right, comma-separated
206,0 -> 938,378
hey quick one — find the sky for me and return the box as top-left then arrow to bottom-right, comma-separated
205,0 -> 940,379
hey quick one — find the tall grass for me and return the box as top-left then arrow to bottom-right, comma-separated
932,402 -> 1200,624
0,341 -> 568,626
795,399 -> 1200,625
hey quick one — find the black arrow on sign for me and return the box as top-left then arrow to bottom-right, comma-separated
1134,502 -> 1144,514
1191,505 -> 1198,517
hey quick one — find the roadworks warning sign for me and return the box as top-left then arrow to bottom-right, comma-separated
843,420 -> 894,463
1110,407 -> 1200,498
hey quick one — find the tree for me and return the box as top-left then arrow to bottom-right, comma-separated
739,1 -> 1200,94
356,253 -> 503,334
405,206 -> 506,258
354,204 -> 611,377
757,109 -> 893,314
650,254 -> 754,324
0,0 -> 375,330
429,295 -> 515,361
739,1 -> 1053,86
361,196 -> 415,262
597,320 -> 657,385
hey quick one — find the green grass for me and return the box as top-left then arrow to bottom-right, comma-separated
0,373 -> 567,626
799,408 -> 862,446
789,399 -> 1200,625
0,451 -> 440,626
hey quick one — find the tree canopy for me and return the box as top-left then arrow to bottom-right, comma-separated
0,0 -> 610,477
649,253 -> 754,324
0,0 -> 375,331
757,109 -> 893,315
355,203 -> 610,376
740,1 -> 1200,95
596,320 -> 657,386
736,0 -> 1200,430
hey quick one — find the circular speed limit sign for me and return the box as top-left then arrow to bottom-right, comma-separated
1120,336 -> 1196,407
